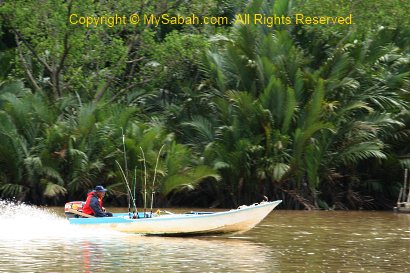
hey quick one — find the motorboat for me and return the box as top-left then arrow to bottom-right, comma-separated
64,200 -> 282,235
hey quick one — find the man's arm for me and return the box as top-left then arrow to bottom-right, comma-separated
89,196 -> 107,217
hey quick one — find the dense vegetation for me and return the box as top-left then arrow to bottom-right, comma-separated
0,0 -> 409,209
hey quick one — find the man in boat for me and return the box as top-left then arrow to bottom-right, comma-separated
82,185 -> 113,217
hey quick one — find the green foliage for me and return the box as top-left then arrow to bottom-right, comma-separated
191,0 -> 410,208
0,0 -> 409,209
0,79 -> 218,205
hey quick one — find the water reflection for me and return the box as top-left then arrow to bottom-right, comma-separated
1,235 -> 276,272
247,211 -> 410,272
75,236 -> 277,273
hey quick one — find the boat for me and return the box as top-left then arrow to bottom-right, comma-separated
395,202 -> 410,213
394,168 -> 410,213
64,200 -> 282,235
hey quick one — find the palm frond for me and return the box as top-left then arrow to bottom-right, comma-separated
0,183 -> 25,199
161,165 -> 220,196
339,142 -> 386,165
42,180 -> 67,198
271,162 -> 290,182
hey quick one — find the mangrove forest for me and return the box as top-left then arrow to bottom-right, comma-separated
0,0 -> 409,210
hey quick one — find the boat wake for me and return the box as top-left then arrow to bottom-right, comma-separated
0,200 -> 125,241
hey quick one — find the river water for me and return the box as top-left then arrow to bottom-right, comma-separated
0,201 -> 409,272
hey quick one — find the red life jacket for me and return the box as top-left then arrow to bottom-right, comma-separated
82,191 -> 103,215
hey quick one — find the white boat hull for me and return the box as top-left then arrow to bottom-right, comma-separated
394,202 -> 410,213
69,200 -> 282,235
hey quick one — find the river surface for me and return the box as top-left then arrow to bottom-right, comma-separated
0,201 -> 409,272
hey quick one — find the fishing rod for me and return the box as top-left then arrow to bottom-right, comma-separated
140,147 -> 148,218
133,166 -> 138,218
121,128 -> 131,218
150,145 -> 165,217
115,160 -> 138,217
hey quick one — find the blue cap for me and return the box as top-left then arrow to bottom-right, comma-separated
94,185 -> 108,192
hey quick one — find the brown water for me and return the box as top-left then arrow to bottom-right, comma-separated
0,201 -> 409,272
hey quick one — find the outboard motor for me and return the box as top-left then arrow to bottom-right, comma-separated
64,201 -> 85,219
